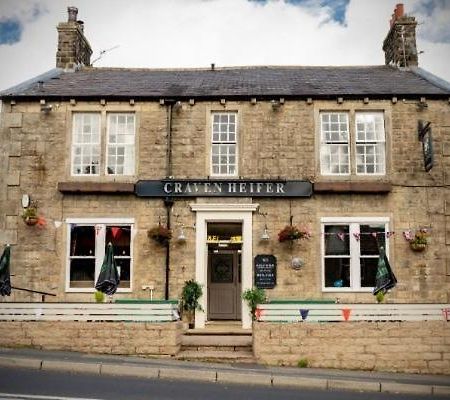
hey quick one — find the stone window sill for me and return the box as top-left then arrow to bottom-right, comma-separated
58,182 -> 135,194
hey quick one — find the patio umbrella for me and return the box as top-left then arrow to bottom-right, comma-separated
0,244 -> 11,296
95,242 -> 120,296
373,246 -> 397,295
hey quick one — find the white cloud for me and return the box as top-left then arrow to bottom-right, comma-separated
0,0 -> 449,92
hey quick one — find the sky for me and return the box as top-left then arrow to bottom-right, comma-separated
0,0 -> 449,91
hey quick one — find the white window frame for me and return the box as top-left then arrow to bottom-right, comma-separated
320,112 -> 350,176
210,112 -> 238,177
71,113 -> 101,176
321,216 -> 389,292
106,113 -> 136,176
355,112 -> 386,175
65,218 -> 134,293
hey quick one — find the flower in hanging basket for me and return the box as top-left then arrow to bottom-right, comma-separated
147,225 -> 172,245
403,228 -> 429,251
21,202 -> 39,226
278,225 -> 311,242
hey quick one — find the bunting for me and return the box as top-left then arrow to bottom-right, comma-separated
342,308 -> 351,321
255,308 -> 263,320
299,309 -> 309,321
443,308 -> 450,321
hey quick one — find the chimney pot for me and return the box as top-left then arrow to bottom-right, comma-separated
395,4 -> 404,20
68,6 -> 78,22
211,63 -> 215,71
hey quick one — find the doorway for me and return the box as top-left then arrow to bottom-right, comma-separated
207,222 -> 242,321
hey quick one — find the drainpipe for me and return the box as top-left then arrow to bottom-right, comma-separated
164,99 -> 175,300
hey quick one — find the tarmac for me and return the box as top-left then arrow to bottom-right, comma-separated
0,347 -> 449,397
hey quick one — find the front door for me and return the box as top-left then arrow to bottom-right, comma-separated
208,250 -> 241,320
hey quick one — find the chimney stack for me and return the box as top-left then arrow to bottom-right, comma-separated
56,7 -> 92,69
383,3 -> 418,68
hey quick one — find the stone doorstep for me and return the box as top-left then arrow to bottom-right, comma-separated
181,334 -> 253,347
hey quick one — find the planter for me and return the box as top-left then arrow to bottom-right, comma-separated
24,217 -> 38,226
410,242 -> 426,252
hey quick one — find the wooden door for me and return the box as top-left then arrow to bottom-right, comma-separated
208,250 -> 241,320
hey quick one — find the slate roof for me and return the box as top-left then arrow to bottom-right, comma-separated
2,65 -> 449,99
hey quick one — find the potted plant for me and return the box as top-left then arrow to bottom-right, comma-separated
147,224 -> 172,246
278,225 -> 311,243
403,228 -> 429,252
21,202 -> 39,226
180,279 -> 203,329
242,288 -> 266,320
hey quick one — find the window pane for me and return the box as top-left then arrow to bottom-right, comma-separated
324,258 -> 350,288
116,259 -> 130,288
360,258 -> 378,287
70,259 -> 95,288
360,225 -> 385,255
107,114 -> 135,176
325,225 -> 349,255
105,226 -> 131,256
70,226 -> 95,256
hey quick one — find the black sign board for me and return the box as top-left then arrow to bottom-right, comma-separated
254,255 -> 277,289
135,179 -> 312,198
418,120 -> 434,172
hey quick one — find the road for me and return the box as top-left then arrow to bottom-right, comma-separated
0,367 -> 434,400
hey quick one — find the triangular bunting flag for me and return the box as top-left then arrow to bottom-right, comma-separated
442,308 -> 450,321
255,308 -> 263,320
342,308 -> 351,321
111,227 -> 121,239
299,309 -> 309,321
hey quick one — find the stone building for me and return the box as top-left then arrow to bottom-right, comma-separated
1,4 -> 449,330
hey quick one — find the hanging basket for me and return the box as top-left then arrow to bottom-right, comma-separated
410,242 -> 426,252
24,216 -> 38,226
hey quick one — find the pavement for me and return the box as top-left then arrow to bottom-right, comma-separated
0,347 -> 449,397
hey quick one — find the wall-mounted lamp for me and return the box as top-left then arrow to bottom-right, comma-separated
258,210 -> 270,241
40,100 -> 52,114
177,225 -> 187,243
173,101 -> 182,112
260,225 -> 270,241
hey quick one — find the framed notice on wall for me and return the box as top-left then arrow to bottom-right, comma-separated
254,255 -> 277,289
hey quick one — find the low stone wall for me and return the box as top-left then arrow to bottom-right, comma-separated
253,321 -> 450,374
0,321 -> 183,356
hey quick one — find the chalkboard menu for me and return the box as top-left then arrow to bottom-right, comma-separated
254,255 -> 277,289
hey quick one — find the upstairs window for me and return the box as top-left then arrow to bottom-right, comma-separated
320,112 -> 350,175
71,112 -> 135,177
355,112 -> 386,175
319,111 -> 386,176
72,113 -> 100,175
211,112 -> 237,176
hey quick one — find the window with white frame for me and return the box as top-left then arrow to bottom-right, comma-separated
320,112 -> 350,175
71,112 -> 135,176
67,220 -> 133,291
355,112 -> 386,174
71,113 -> 101,175
320,111 -> 386,176
211,112 -> 237,176
106,113 -> 135,175
322,218 -> 388,291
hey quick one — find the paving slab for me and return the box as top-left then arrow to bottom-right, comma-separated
217,371 -> 272,386
0,356 -> 41,370
41,360 -> 100,374
381,382 -> 433,395
328,379 -> 380,393
159,366 -> 216,382
272,375 -> 327,390
101,363 -> 159,379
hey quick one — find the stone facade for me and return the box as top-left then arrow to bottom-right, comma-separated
0,97 -> 449,303
0,321 -> 182,356
253,321 -> 450,374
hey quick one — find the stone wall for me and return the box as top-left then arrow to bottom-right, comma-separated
0,321 -> 183,356
254,321 -> 450,374
0,98 -> 449,303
